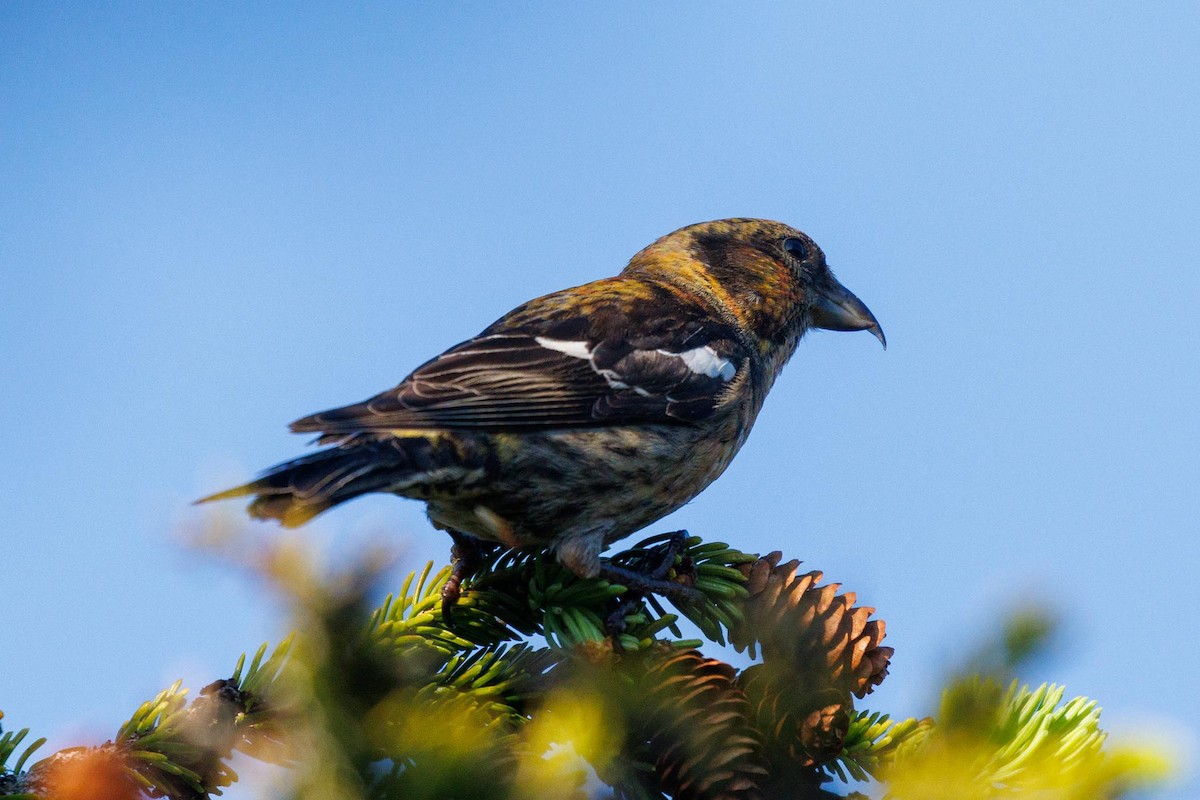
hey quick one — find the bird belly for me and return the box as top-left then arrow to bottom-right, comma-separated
421,417 -> 748,550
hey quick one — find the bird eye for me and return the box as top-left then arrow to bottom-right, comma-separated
782,237 -> 808,260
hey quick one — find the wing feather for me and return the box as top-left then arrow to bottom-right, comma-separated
290,296 -> 751,434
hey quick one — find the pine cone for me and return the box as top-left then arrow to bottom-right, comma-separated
633,648 -> 767,800
731,552 -> 892,699
737,665 -> 851,769
797,702 -> 851,765
728,552 -> 892,772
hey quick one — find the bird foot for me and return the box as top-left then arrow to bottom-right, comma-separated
604,594 -> 636,652
647,529 -> 689,580
441,531 -> 490,624
600,530 -> 700,606
599,563 -> 702,605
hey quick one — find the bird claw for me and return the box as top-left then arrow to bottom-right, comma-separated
441,531 -> 489,626
440,573 -> 465,626
604,596 -> 634,653
648,530 -> 689,581
599,564 -> 703,606
599,530 -> 701,606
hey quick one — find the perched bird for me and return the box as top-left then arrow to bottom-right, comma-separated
200,219 -> 884,599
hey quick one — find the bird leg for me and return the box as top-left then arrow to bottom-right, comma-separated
441,530 -> 489,624
647,530 -> 689,581
605,531 -> 701,647
604,592 -> 636,650
599,530 -> 701,606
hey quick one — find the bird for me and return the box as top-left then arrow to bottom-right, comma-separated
199,218 -> 884,603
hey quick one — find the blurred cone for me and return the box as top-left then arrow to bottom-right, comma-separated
635,648 -> 766,800
35,746 -> 138,800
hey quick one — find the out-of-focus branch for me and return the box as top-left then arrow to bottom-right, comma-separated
0,531 -> 1172,800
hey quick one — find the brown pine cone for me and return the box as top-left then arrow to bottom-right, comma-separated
737,665 -> 851,769
633,648 -> 767,800
731,552 -> 892,699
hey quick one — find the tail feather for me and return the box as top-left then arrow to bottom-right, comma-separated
196,434 -> 488,527
197,442 -> 413,527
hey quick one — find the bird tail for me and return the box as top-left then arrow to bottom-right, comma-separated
196,436 -> 464,527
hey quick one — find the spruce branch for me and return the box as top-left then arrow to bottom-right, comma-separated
1,636 -> 290,800
0,713 -> 46,798
456,533 -> 753,652
4,530 -> 1172,800
879,677 -> 1170,799
820,711 -> 933,783
607,532 -> 757,647
434,643 -> 562,719
368,562 -> 497,655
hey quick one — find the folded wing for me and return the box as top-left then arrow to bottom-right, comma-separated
290,309 -> 750,435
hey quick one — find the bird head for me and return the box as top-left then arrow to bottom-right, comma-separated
624,218 -> 886,351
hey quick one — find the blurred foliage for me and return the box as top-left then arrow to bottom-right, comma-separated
0,530 -> 1172,799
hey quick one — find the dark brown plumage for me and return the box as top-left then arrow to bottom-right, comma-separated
200,219 -> 884,581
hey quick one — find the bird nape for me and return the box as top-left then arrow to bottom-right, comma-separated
198,218 -> 884,612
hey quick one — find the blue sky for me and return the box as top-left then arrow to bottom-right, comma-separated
2,2 -> 1197,795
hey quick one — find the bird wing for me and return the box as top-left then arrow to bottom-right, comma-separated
290,292 -> 752,434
